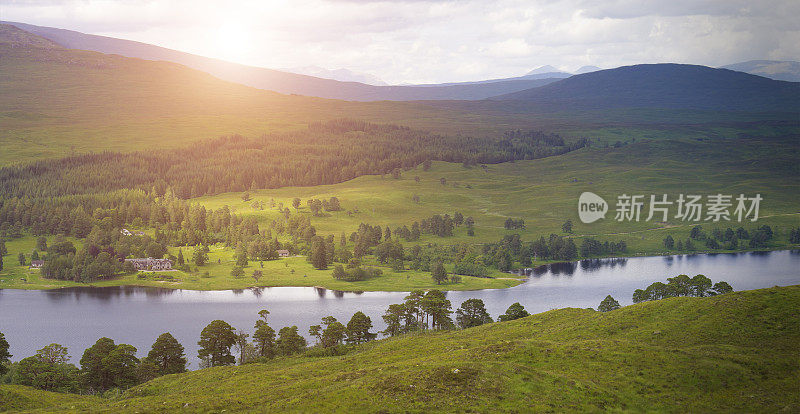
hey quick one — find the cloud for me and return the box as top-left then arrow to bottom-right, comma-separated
1,0 -> 797,84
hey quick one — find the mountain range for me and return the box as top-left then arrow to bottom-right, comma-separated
720,60 -> 800,82
0,21 -> 564,101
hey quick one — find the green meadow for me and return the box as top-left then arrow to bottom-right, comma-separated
3,285 -> 798,412
1,131 -> 798,292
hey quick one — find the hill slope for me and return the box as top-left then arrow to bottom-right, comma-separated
493,63 -> 800,112
722,60 -> 800,82
1,21 -> 560,101
5,285 -> 798,412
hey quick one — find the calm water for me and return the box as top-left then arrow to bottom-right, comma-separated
1,250 -> 798,368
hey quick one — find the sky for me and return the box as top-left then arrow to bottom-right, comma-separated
2,0 -> 798,84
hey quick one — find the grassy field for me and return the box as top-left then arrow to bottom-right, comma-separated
194,133 -> 800,251
1,132 -> 797,292
0,235 -> 522,291
3,285 -> 798,412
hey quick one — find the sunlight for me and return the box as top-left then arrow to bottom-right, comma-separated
212,21 -> 252,64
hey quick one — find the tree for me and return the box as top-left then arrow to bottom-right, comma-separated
421,290 -> 453,330
498,302 -> 529,322
80,337 -> 139,391
456,299 -> 493,328
252,269 -> 263,283
241,192 -> 251,202
253,310 -> 276,359
197,320 -> 237,367
310,238 -> 328,270
36,236 -> 48,251
431,262 -> 448,285
102,344 -> 141,389
0,240 -> 6,256
145,333 -> 186,376
292,198 -> 301,210
31,250 -> 39,261
598,295 -> 620,312
276,326 -> 306,355
80,337 -> 117,391
318,316 -> 346,348
0,331 -> 10,376
663,235 -> 675,249
346,311 -> 376,344
562,219 -> 573,234
192,245 -> 208,266
15,344 -> 80,393
233,330 -> 250,365
381,304 -> 405,337
712,281 -> 733,295
235,243 -> 248,267
230,266 -> 245,278
176,249 -> 185,267
18,252 -> 25,266
0,254 -> 3,271
690,274 -> 713,297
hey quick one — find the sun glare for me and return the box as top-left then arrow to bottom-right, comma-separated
213,22 -> 252,64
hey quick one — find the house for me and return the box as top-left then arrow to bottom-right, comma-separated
120,229 -> 146,237
120,228 -> 132,236
277,249 -> 290,258
124,257 -> 173,271
29,260 -> 44,269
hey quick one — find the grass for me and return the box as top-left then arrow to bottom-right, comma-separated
4,285 -> 798,412
194,133 -> 800,253
1,133 -> 797,292
0,385 -> 100,412
0,235 -> 522,291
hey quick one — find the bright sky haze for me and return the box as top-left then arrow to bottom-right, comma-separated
2,0 -> 798,84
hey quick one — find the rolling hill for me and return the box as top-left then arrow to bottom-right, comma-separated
492,63 -> 800,112
1,21 -> 562,101
2,285 -> 798,412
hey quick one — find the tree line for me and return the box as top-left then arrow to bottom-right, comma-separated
0,295 -> 532,394
0,121 -> 588,200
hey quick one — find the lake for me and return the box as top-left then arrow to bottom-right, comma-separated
1,250 -> 798,368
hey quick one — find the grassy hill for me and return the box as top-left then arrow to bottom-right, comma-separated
3,285 -> 798,412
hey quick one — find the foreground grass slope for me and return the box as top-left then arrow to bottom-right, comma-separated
0,385 -> 99,412
6,285 -> 798,412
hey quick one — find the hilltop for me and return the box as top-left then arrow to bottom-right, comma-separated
493,63 -> 800,111
2,285 -> 798,412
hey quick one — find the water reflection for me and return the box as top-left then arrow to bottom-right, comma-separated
1,250 -> 798,368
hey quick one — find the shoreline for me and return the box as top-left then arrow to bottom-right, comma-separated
2,248 -> 796,293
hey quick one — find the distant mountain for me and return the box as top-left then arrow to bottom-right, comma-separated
281,65 -> 388,86
526,65 -> 562,75
492,64 -> 800,112
575,65 -> 602,74
1,21 -> 558,101
721,60 -> 800,82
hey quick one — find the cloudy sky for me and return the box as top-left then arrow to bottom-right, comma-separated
2,0 -> 798,84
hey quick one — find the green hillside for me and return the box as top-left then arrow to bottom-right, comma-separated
4,285 -> 798,412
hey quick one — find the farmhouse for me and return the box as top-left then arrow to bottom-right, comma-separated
120,228 -> 146,236
125,257 -> 173,271
277,249 -> 290,258
29,260 -> 44,269
120,228 -> 132,236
